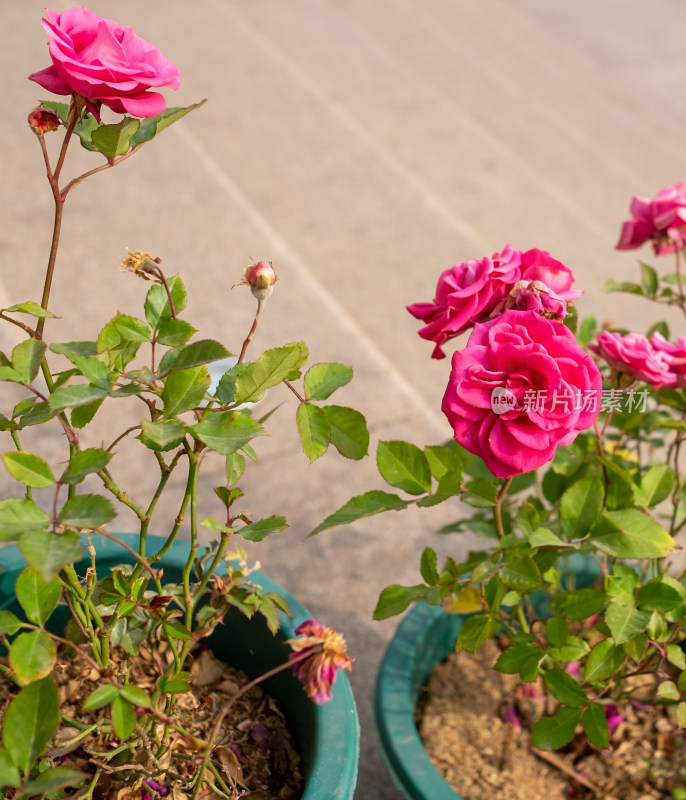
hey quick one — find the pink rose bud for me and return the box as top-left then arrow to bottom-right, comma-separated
27,106 -> 60,135
241,260 -> 277,301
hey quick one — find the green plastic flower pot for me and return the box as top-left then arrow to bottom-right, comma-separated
373,555 -> 600,800
0,534 -> 359,800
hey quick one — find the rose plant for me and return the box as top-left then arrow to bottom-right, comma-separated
0,7 -> 361,799
314,186 -> 686,790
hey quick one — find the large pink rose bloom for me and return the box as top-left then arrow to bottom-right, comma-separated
616,183 -> 686,255
29,7 -> 181,118
407,245 -> 522,359
589,331 -> 675,389
442,311 -> 601,479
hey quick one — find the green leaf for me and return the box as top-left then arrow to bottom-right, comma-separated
9,630 -> 56,683
584,639 -> 625,683
420,548 -> 440,585
23,766 -> 86,796
57,494 -> 116,529
0,747 -> 20,787
3,301 -> 56,319
91,116 -> 140,159
3,676 -> 58,772
156,318 -> 196,347
544,668 -> 588,707
559,476 -> 604,538
604,280 -> 644,295
551,588 -> 607,621
82,685 -> 119,711
192,411 -> 265,455
145,275 -> 187,330
158,340 -> 230,376
139,419 -> 187,451
456,614 -> 497,654
528,528 -> 573,548
50,340 -> 97,359
499,556 -> 541,592
605,598 -> 650,644
162,366 -> 211,417
591,510 -> 676,558
110,695 -> 136,740
0,499 -> 49,539
310,490 -> 408,536
640,261 -> 659,296
657,680 -> 680,701
15,568 -> 61,626
322,405 -> 369,460
582,703 -> 609,749
667,644 -> 686,671
377,440 -> 432,495
71,398 -> 104,428
113,314 -> 151,343
238,515 -> 288,542
2,452 -> 54,488
635,465 -> 675,508
678,702 -> 686,728
164,621 -> 193,640
296,403 -> 330,462
0,610 -> 22,636
303,362 -> 353,400
424,445 -> 463,481
18,530 -> 83,581
49,384 -> 108,412
531,707 -> 582,750
598,458 -> 636,511
119,685 -> 151,707
129,100 -> 207,149
11,339 -> 46,384
62,447 -> 112,484
545,617 -> 569,648
494,643 -> 543,681
373,584 -> 427,620
233,343 -> 308,404
225,452 -> 245,485
72,355 -> 112,390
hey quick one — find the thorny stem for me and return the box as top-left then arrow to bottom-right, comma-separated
0,312 -> 39,339
238,296 -> 266,364
494,477 -> 512,539
674,244 -> 686,324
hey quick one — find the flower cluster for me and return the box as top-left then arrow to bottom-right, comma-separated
407,245 -> 581,359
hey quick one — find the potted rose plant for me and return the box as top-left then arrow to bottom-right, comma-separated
313,188 -> 686,797
0,7 -> 364,799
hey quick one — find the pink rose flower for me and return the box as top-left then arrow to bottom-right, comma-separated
616,183 -> 686,255
589,331 -> 675,389
407,244 -> 522,359
287,619 -> 353,704
519,248 -> 583,302
29,7 -> 181,119
442,310 -> 601,479
651,332 -> 686,387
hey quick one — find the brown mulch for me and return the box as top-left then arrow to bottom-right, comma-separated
0,643 -> 302,800
416,639 -> 686,800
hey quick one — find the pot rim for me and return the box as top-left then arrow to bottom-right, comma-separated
0,533 -> 359,800
373,600 -> 465,800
